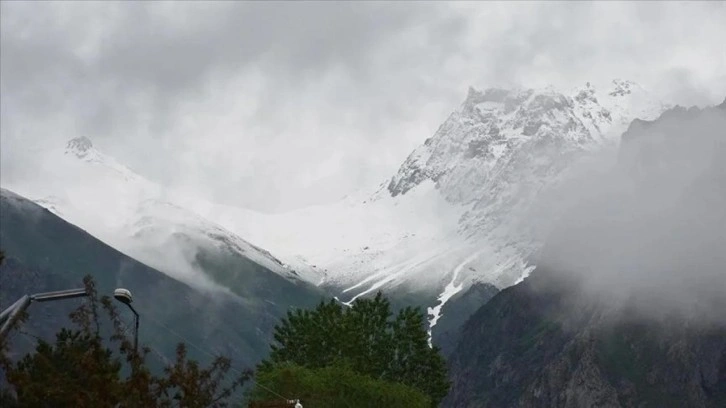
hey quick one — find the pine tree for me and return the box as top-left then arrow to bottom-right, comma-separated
250,363 -> 431,408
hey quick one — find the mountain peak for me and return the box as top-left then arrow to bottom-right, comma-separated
65,137 -> 94,158
60,136 -> 147,184
388,82 -> 616,198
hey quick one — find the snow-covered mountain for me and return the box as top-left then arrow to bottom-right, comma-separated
3,79 -> 668,336
180,79 -> 668,332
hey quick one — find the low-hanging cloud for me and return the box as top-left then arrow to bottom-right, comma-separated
536,101 -> 726,325
2,2 -> 725,212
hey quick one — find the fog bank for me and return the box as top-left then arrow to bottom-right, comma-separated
537,100 -> 726,324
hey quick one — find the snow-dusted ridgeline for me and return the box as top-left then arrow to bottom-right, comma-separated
197,79 -> 667,328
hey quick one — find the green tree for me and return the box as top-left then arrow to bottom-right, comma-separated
251,362 -> 431,408
7,328 -> 124,407
0,267 -> 250,407
257,292 -> 450,406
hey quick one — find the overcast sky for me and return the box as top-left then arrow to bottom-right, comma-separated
2,1 -> 725,212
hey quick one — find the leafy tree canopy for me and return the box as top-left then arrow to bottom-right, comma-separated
256,292 -> 450,406
251,362 -> 431,408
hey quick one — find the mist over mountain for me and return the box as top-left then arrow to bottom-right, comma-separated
0,189 -> 325,370
445,99 -> 726,407
538,98 -> 726,324
3,135 -> 324,295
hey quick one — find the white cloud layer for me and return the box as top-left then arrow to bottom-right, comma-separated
2,1 -> 725,212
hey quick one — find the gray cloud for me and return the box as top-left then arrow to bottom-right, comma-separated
537,104 -> 726,325
2,1 -> 725,212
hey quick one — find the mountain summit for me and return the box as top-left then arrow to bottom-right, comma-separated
388,79 -> 663,204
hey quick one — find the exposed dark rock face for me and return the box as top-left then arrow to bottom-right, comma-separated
445,272 -> 726,408
432,282 -> 499,357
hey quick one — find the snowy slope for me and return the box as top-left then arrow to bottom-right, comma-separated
188,179 -> 468,291
4,137 -> 321,291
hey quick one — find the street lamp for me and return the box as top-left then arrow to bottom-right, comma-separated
113,288 -> 139,353
0,288 -> 89,339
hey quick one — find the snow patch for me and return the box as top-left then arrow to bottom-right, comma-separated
426,249 -> 488,345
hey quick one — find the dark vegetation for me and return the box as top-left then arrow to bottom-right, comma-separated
251,292 -> 450,407
251,363 -> 431,408
0,191 -> 450,407
1,249 -> 449,407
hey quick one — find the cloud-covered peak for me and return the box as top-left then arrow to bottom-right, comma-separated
65,136 -> 95,158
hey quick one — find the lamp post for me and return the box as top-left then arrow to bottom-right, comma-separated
0,288 -> 89,339
113,288 -> 139,353
1,286 -> 142,352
